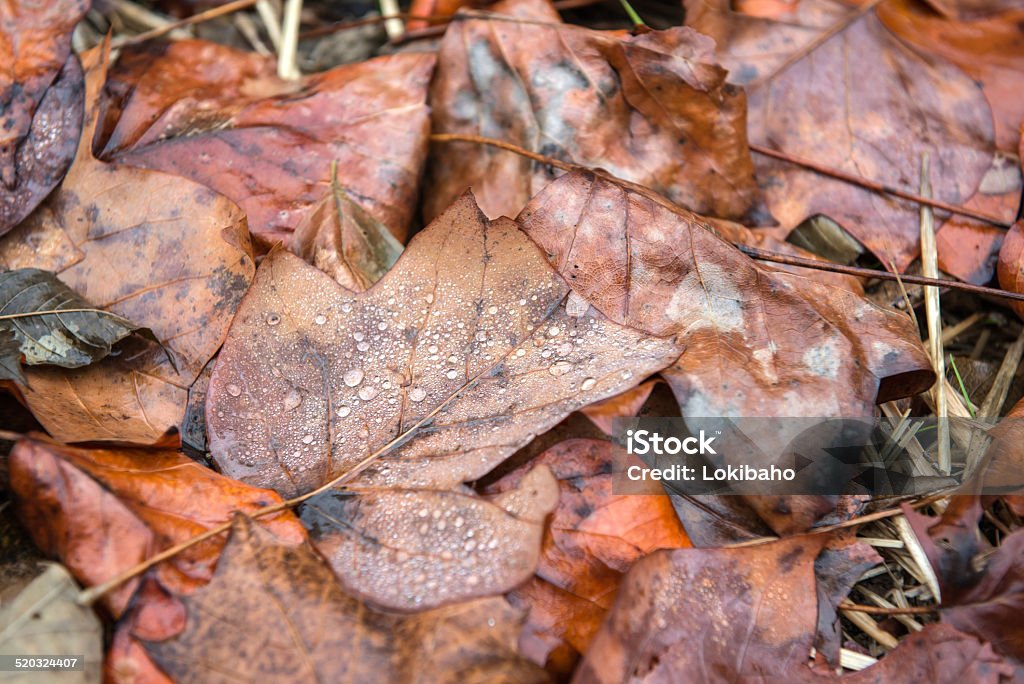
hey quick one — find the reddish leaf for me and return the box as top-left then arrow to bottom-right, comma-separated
99,39 -> 434,245
579,380 -> 659,435
998,219 -> 1024,319
205,191 -> 681,498
0,0 -> 87,234
686,0 -> 1011,272
8,435 -> 305,617
485,439 -> 690,675
139,515 -> 547,683
426,0 -> 769,225
0,43 -> 254,444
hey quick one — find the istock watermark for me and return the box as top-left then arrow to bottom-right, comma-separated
611,416 -> 1024,497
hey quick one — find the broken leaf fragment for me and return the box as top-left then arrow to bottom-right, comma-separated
0,268 -> 161,384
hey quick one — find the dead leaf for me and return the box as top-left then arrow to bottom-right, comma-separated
8,435 -> 306,617
299,464 -> 558,611
485,438 -> 690,675
579,380 -> 659,434
0,563 -> 102,683
205,191 -> 681,498
0,268 -> 160,384
998,220 -> 1024,319
0,0 -> 87,234
290,163 -> 404,291
813,535 -> 881,668
574,536 -> 825,681
0,43 -> 254,444
141,515 -> 547,683
98,39 -> 435,246
686,0 -> 1012,272
425,1 -> 769,225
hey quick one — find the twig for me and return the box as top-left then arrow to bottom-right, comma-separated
277,0 -> 302,80
256,0 -> 282,50
0,308 -> 136,324
750,144 -> 1012,228
111,0 -> 258,47
920,154 -> 950,474
840,602 -> 936,616
941,312 -> 984,345
379,0 -> 405,40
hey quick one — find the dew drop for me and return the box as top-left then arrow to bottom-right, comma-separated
548,361 -> 572,377
337,405 -> 351,418
283,389 -> 302,411
343,369 -> 365,387
425,293 -> 435,304
358,386 -> 378,401
446,369 -> 459,380
547,326 -> 560,337
409,387 -> 427,402
581,377 -> 597,391
565,290 -> 589,317
314,314 -> 327,325
427,344 -> 439,354
377,322 -> 388,331
356,341 -> 370,352
475,331 -> 487,342
301,434 -> 314,444
266,313 -> 281,326
353,331 -> 365,342
447,355 -> 458,364
226,383 -> 242,397
487,305 -> 498,315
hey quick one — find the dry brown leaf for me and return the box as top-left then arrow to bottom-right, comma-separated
579,380 -> 659,434
998,219 -> 1024,319
425,0 -> 769,225
485,439 -> 691,676
300,464 -> 558,611
0,43 -> 254,444
98,39 -> 434,246
205,191 -> 681,498
141,515 -> 547,683
686,0 -> 1011,272
8,435 -> 306,617
0,0 -> 87,234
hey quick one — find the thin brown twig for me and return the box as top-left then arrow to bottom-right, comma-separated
111,0 -> 258,48
431,133 -> 1024,304
840,602 -> 937,615
750,144 -> 1012,228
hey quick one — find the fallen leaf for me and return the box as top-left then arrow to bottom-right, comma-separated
290,163 -> 404,291
686,0 -> 1011,272
579,380 -> 659,434
0,563 -> 102,683
998,220 -> 1024,319
98,39 -> 435,245
425,1 -> 770,225
813,535 -> 881,667
0,268 -> 159,384
0,43 -> 254,444
906,497 -> 1024,663
8,435 -> 306,616
141,515 -> 547,683
485,438 -> 690,675
0,0 -> 87,234
573,536 -> 825,681
205,191 -> 681,498
299,464 -> 559,611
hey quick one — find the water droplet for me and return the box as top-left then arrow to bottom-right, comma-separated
377,322 -> 388,331
283,389 -> 302,411
425,293 -> 434,304
353,331 -> 365,342
337,405 -> 351,417
409,387 -> 427,402
358,386 -> 378,401
314,314 -> 327,325
447,354 -> 458,364
301,434 -> 314,444
565,291 -> 589,317
343,369 -> 364,387
356,341 -> 370,352
427,344 -> 439,354
453,516 -> 464,528
467,575 -> 480,587
341,303 -> 352,313
487,305 -> 498,314
475,331 -> 487,342
548,361 -> 572,376
226,383 -> 241,397
418,508 -> 429,517
446,369 -> 458,380
581,377 -> 597,391
266,313 -> 281,326
547,326 -> 560,337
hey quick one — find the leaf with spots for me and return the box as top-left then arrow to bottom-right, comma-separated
141,515 -> 547,683
205,190 -> 682,499
0,0 -> 87,234
301,464 -> 557,611
0,42 -> 254,444
517,170 -> 934,536
425,0 -> 770,225
0,268 -> 159,384
98,39 -> 434,246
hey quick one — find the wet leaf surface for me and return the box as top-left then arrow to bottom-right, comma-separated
0,564 -> 102,683
98,39 -> 434,245
0,268 -> 158,383
206,191 -> 681,498
686,0 -> 1011,272
485,439 -> 690,676
142,515 -> 547,683
426,0 -> 769,225
300,464 -> 558,611
0,44 -> 254,444
8,435 -> 305,616
0,0 -> 88,234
